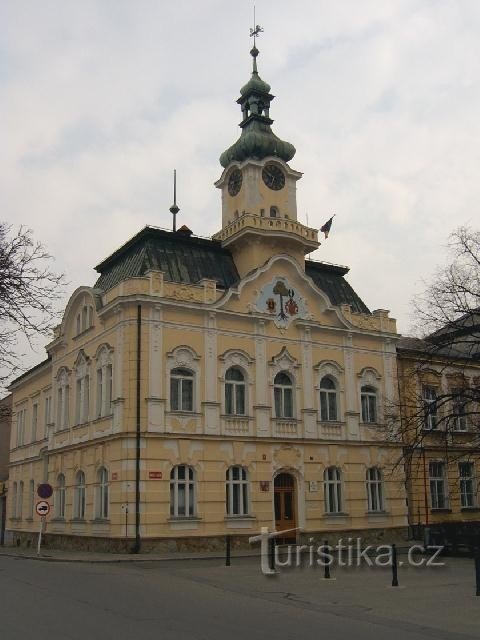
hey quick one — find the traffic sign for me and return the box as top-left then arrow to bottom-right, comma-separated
36,500 -> 50,516
37,483 -> 53,499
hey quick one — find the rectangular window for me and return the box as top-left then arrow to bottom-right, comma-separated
459,462 -> 475,508
16,408 -> 26,447
429,462 -> 447,509
452,391 -> 467,431
423,386 -> 438,430
44,395 -> 52,433
31,403 -> 38,442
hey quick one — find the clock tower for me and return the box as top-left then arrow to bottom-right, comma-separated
213,42 -> 319,277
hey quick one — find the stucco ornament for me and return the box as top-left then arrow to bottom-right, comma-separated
254,277 -> 307,328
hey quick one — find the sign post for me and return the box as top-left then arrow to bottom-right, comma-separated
35,500 -> 50,555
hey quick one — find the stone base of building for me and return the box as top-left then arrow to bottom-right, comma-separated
8,526 -> 409,554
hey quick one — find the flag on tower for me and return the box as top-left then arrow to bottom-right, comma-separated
320,215 -> 335,238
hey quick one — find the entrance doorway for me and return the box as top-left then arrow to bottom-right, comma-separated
274,472 -> 297,543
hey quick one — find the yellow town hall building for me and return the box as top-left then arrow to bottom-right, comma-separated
7,42 -> 408,550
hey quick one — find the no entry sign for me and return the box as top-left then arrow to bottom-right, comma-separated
35,500 -> 50,516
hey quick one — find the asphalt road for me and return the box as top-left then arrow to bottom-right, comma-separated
0,555 -> 478,640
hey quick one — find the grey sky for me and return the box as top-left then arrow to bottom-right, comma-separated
2,0 -> 479,370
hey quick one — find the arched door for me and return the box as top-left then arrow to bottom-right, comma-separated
274,472 -> 296,542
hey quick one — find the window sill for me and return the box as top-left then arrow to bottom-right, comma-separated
460,507 -> 480,513
70,517 -> 86,523
168,516 -> 201,522
167,410 -> 201,417
224,515 -> 255,521
91,518 -> 110,524
54,427 -> 70,434
9,517 -> 21,522
50,517 -> 66,523
430,508 -> 452,514
366,510 -> 389,516
73,326 -> 94,340
323,512 -> 349,518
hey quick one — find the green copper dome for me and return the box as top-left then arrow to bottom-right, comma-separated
219,45 -> 296,168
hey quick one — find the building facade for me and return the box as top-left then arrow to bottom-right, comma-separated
397,321 -> 480,545
8,45 -> 408,551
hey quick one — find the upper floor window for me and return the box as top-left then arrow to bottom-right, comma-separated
324,466 -> 343,514
170,368 -> 194,412
170,465 -> 195,517
74,470 -> 86,519
56,370 -> 70,431
11,482 -> 17,518
44,394 -> 52,432
459,462 -> 475,508
55,473 -> 66,519
16,407 -> 26,447
423,386 -> 438,430
96,347 -> 113,418
76,371 -> 90,425
76,304 -> 94,335
451,389 -> 468,432
225,368 -> 246,416
429,461 -> 447,509
96,467 -> 109,519
361,386 -> 377,423
274,372 -> 294,419
366,467 -> 384,512
320,376 -> 338,421
31,403 -> 38,442
226,466 -> 249,516
17,481 -> 24,519
270,206 -> 279,218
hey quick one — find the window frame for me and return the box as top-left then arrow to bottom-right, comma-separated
74,470 -> 86,520
225,466 -> 249,516
96,467 -> 109,519
225,367 -> 246,416
170,465 -> 196,518
274,371 -> 294,419
320,376 -> 338,422
170,368 -> 194,412
429,461 -> 448,509
360,385 -> 377,423
323,466 -> 343,514
366,467 -> 385,512
56,473 -> 66,519
459,462 -> 475,508
422,386 -> 438,431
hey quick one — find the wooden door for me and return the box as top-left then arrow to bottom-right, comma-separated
274,473 -> 296,543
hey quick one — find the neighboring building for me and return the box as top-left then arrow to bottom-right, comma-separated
397,316 -> 480,544
0,393 -> 12,544
7,44 -> 407,551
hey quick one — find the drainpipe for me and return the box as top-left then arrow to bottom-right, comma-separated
132,304 -> 142,553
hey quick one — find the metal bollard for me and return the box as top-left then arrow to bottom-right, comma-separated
324,540 -> 331,579
269,536 -> 276,572
391,543 -> 399,587
475,548 -> 480,597
225,534 -> 231,567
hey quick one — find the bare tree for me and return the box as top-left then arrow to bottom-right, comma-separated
0,223 -> 66,387
388,227 -> 480,538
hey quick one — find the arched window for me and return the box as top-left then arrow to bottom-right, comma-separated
96,467 -> 109,519
226,466 -> 249,516
75,353 -> 89,426
225,368 -> 246,416
28,479 -> 35,519
320,376 -> 338,421
56,369 -> 70,430
74,470 -> 86,519
170,368 -> 194,412
366,467 -> 384,512
56,473 -> 66,519
270,206 -> 278,218
18,481 -> 24,519
361,386 -> 377,423
274,372 -> 294,418
324,467 -> 342,514
96,347 -> 113,418
170,465 -> 195,517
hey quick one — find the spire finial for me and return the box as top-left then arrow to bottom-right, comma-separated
249,6 -> 263,74
169,169 -> 180,232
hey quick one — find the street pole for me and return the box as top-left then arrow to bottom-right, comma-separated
37,516 -> 45,555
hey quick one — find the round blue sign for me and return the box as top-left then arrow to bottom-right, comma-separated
37,483 -> 53,499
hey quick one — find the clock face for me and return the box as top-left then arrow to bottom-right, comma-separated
262,164 -> 285,191
228,168 -> 243,196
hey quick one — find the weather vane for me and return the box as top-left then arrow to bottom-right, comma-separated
250,6 -> 264,43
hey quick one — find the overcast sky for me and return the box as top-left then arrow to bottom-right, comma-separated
2,0 -> 480,371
